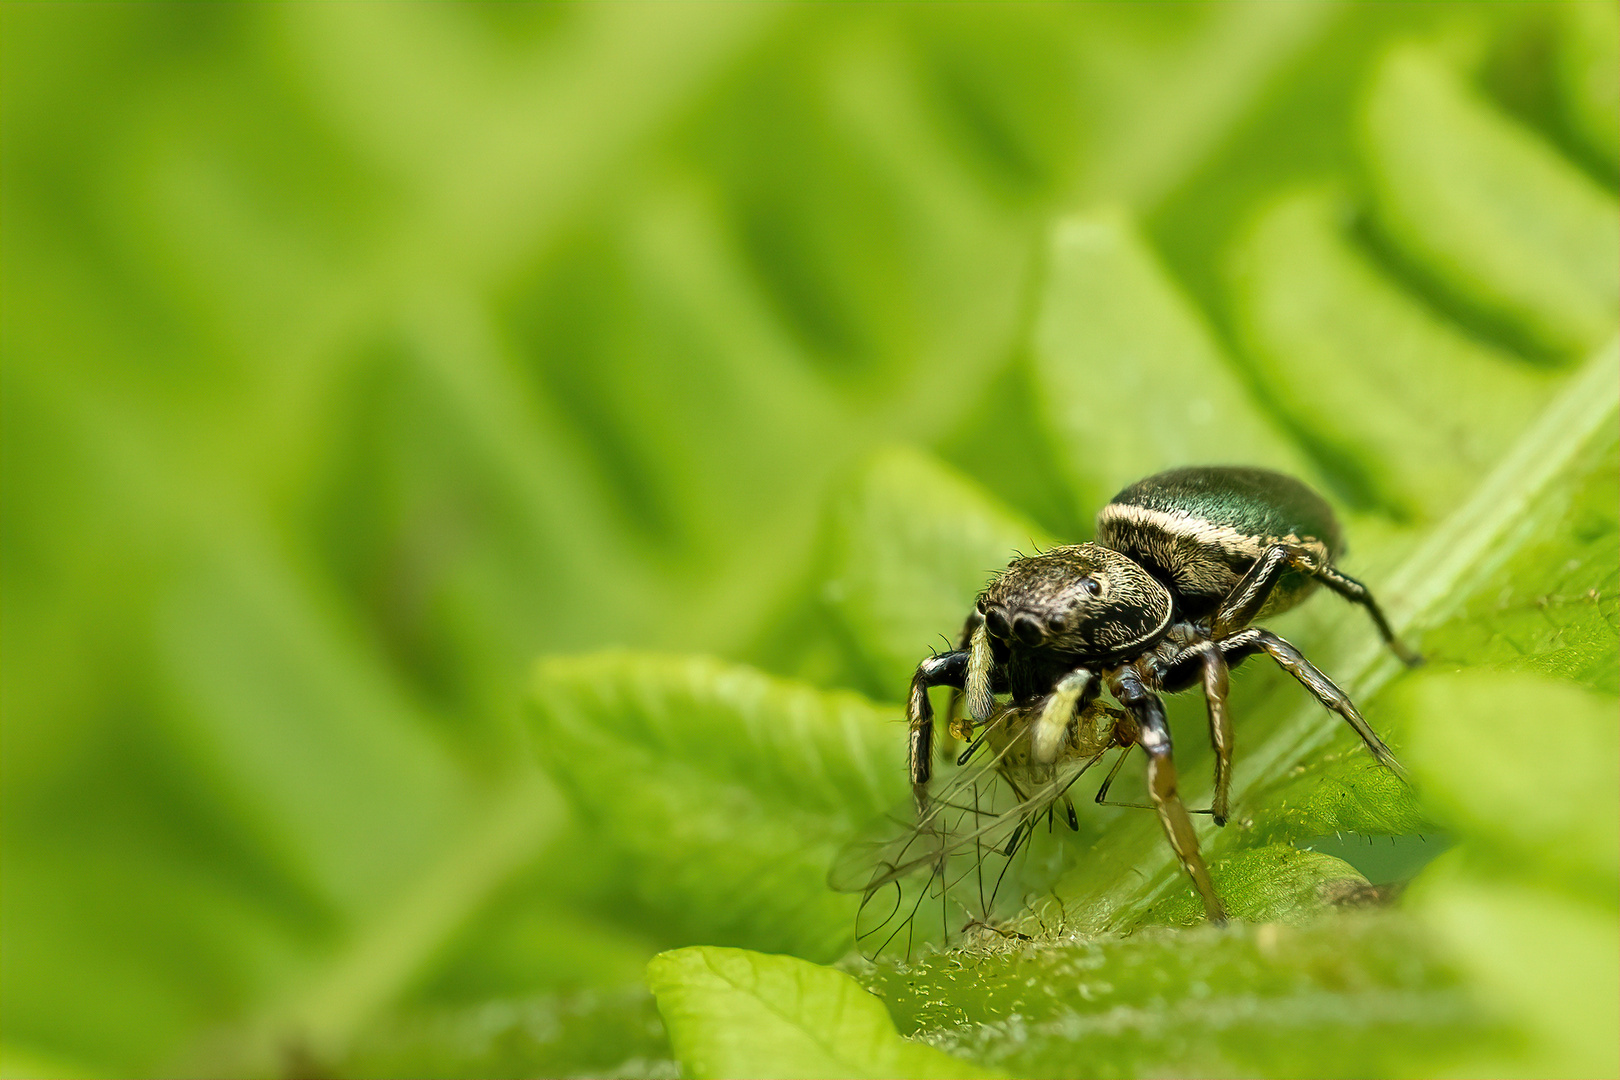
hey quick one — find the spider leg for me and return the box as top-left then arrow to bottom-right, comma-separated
945,611 -> 982,738
1112,671 -> 1227,924
1191,640 -> 1234,826
1143,640 -> 1233,824
1212,543 -> 1420,666
907,651 -> 969,806
1315,565 -> 1422,666
1031,668 -> 1097,764
1219,627 -> 1410,783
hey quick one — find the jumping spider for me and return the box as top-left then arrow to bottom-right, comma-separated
903,465 -> 1420,924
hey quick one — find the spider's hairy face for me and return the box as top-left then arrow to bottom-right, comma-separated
977,543 -> 1173,660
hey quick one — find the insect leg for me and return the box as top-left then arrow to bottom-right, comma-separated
1113,672 -> 1227,923
1092,745 -> 1214,815
974,780 -> 988,916
1313,566 -> 1423,667
1093,744 -> 1134,805
1220,628 -> 1410,782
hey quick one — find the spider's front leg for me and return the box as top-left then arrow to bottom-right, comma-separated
1112,669 -> 1227,923
1212,543 -> 1421,666
1029,667 -> 1098,764
909,620 -> 1006,808
906,651 -> 967,803
944,611 -> 983,741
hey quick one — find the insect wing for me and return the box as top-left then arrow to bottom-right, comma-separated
828,716 -> 1107,957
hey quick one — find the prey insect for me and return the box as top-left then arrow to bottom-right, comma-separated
836,466 -> 1419,942
829,693 -> 1136,957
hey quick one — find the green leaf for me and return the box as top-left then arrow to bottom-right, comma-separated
529,653 -> 906,961
1393,670 -> 1619,1078
7,6 -> 1616,1078
333,988 -> 676,1080
1556,1 -> 1620,174
0,1044 -> 107,1080
877,351 -> 1616,1074
1032,208 -> 1310,517
857,913 -> 1497,1079
1360,43 -> 1619,359
1239,742 -> 1429,847
853,34 -> 1618,1060
1226,187 -> 1557,519
646,947 -> 992,1079
1416,413 -> 1619,692
1219,345 -> 1616,863
1408,870 -> 1617,1079
1395,670 -> 1616,900
1141,844 -> 1369,927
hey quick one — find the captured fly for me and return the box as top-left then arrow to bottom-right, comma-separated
829,693 -> 1137,958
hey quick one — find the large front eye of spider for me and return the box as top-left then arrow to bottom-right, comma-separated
1011,613 -> 1044,646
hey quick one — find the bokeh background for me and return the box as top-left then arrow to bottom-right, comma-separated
3,3 -> 1616,1078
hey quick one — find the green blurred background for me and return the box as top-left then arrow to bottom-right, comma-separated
3,3 -> 1615,1077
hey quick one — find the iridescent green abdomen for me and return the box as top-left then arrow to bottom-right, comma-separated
1095,466 -> 1343,621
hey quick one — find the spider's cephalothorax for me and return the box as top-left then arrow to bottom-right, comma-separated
903,466 -> 1420,924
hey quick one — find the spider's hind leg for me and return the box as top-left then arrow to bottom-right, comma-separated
1212,543 -> 1421,666
1315,565 -> 1422,667
1220,627 -> 1410,783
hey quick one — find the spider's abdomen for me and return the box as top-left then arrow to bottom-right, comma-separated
1095,466 -> 1342,621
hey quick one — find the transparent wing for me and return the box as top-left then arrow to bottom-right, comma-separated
828,708 -> 1119,959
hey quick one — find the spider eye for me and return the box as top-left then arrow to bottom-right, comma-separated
1012,613 -> 1044,646
1080,577 -> 1102,597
